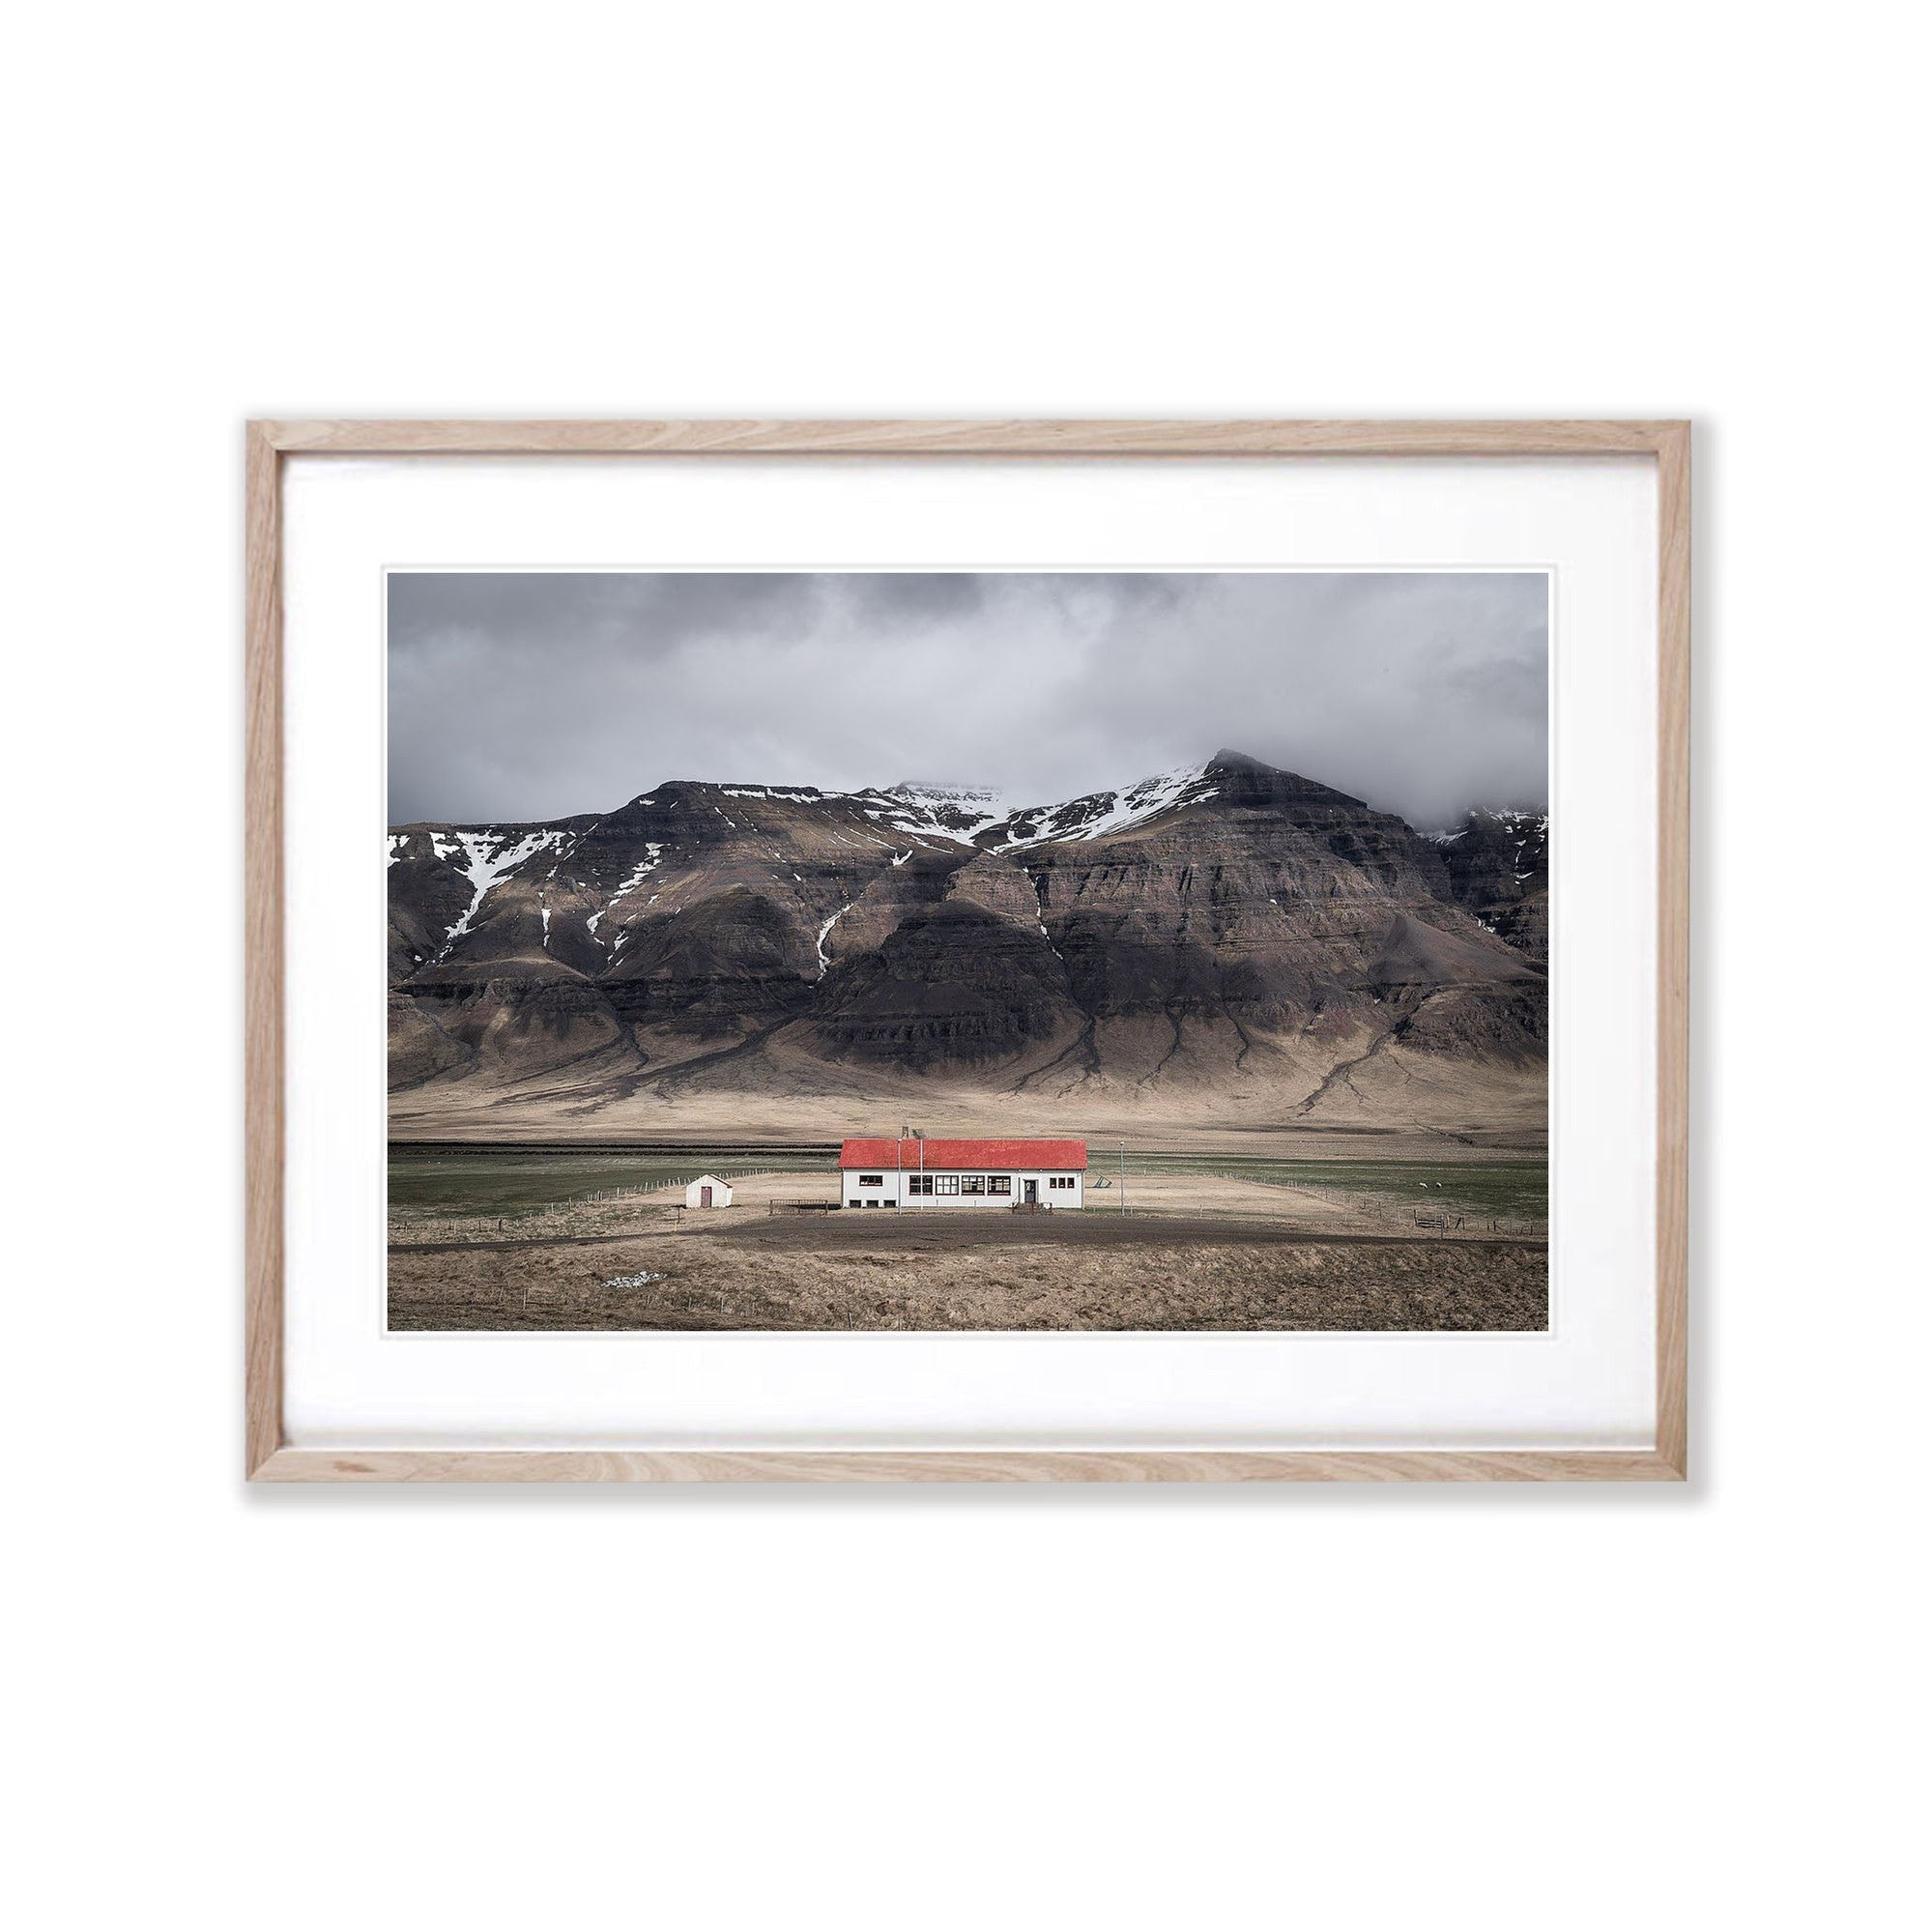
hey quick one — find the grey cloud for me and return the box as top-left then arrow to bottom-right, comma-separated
388,571 -> 1547,831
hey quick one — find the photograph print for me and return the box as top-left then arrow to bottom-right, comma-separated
387,570 -> 1549,1331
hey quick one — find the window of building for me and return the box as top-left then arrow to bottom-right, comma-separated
1049,1175 -> 1076,1190
858,1173 -> 883,1187
988,1175 -> 1012,1196
961,1174 -> 987,1195
907,1174 -> 934,1196
848,1198 -> 861,1208
934,1173 -> 960,1195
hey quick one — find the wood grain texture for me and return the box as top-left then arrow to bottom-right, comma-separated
245,424 -> 284,1478
258,418 -> 1682,458
1655,423 -> 1692,1477
252,1448 -> 1686,1484
243,418 -> 1691,1483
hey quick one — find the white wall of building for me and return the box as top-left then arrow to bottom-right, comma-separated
841,1168 -> 1083,1208
684,1175 -> 734,1208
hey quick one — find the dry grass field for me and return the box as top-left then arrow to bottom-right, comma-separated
388,1166 -> 1547,1332
389,1086 -> 1548,1155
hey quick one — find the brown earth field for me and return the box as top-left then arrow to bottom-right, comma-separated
388,1089 -> 1545,1154
389,1170 -> 1547,1332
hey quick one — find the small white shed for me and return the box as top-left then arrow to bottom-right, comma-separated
684,1173 -> 734,1209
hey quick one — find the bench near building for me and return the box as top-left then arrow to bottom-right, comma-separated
837,1138 -> 1086,1209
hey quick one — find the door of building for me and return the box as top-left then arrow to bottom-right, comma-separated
1024,1178 -> 1038,1203
701,1185 -> 712,1207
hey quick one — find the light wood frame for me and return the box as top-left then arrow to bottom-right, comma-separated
246,418 -> 1689,1484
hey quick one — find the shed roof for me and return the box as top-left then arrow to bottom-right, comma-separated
838,1138 -> 1087,1171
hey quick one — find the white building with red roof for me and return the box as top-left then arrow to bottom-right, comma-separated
837,1137 -> 1086,1209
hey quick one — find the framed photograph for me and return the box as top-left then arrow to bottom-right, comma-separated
246,419 -> 1688,1482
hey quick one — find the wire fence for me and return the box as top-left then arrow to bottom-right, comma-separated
393,1164 -> 1546,1243
574,1167 -> 780,1202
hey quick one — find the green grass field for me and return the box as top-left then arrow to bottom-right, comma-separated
1118,1153 -> 1547,1221
387,1144 -> 835,1216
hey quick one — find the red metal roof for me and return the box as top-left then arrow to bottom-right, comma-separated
839,1138 -> 1087,1171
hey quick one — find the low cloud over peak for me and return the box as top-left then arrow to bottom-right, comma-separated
389,570 -> 1547,832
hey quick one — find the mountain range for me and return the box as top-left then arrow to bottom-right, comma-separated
387,751 -> 1548,1139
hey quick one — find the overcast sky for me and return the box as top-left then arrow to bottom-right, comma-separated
388,571 -> 1547,830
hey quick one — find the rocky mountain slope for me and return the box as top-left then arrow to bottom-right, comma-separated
1427,808 -> 1550,964
388,751 -> 1549,1137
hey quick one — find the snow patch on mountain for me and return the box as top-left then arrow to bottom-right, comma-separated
432,827 -> 572,958
609,844 -> 666,907
1427,807 -> 1547,847
884,782 -> 1005,810
815,902 -> 854,979
992,763 -> 1216,851
850,781 -> 1011,846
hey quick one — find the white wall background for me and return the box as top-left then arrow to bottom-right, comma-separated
7,5 -> 1925,1928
